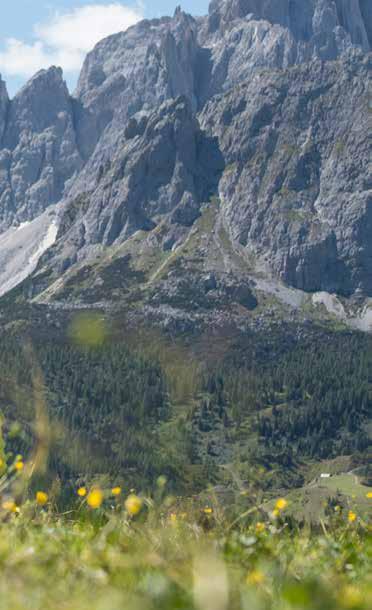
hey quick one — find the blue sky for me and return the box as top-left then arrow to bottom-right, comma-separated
0,1 -> 210,97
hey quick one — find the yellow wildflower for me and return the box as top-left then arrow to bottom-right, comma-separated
125,494 -> 142,516
15,461 -> 24,472
170,513 -> 177,524
203,507 -> 213,515
87,488 -> 104,509
348,511 -> 357,523
275,498 -> 288,511
77,487 -> 87,497
255,522 -> 266,533
271,508 -> 280,519
111,487 -> 122,497
36,492 -> 48,506
247,570 -> 265,586
2,500 -> 18,513
366,491 -> 372,499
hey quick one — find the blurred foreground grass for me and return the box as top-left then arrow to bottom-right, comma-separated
0,492 -> 370,610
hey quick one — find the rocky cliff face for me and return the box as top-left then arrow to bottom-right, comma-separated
200,51 -> 371,295
199,0 -> 372,102
207,0 -> 371,50
0,67 -> 82,231
0,0 -> 371,316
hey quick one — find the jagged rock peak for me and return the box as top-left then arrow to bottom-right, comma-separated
3,66 -> 72,147
14,66 -> 66,96
0,65 -> 82,231
75,10 -> 197,102
73,9 -> 199,159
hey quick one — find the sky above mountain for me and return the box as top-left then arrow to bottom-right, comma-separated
0,1 -> 210,97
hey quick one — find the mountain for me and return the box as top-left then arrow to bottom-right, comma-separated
0,0 -> 371,496
0,0 -> 372,324
0,0 -> 371,330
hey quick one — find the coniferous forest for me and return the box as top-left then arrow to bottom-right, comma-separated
0,317 -> 370,497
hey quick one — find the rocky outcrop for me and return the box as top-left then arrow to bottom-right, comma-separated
0,67 -> 82,231
49,96 -> 224,272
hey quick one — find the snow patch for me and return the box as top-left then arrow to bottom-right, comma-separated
27,221 -> 58,271
0,210 -> 58,297
16,221 -> 31,231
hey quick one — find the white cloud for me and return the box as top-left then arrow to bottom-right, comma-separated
0,39 -> 50,78
0,3 -> 143,80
